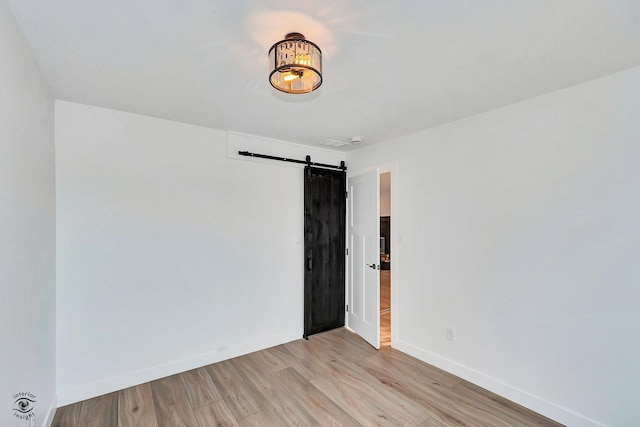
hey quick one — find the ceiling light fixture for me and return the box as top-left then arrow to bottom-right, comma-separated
269,32 -> 322,94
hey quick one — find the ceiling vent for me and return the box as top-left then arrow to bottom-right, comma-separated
320,139 -> 349,147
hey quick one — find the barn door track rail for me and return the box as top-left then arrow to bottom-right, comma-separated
238,151 -> 346,171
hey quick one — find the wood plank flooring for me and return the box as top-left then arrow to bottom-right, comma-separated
380,270 -> 391,347
380,270 -> 391,312
52,328 -> 562,427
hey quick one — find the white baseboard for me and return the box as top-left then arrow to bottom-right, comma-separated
393,339 -> 605,427
57,329 -> 302,406
42,394 -> 57,427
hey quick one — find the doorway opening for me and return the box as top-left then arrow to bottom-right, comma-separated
380,171 -> 391,346
346,163 -> 396,349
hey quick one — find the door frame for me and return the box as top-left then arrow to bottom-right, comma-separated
346,160 -> 399,347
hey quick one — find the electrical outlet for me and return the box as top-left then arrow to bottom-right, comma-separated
446,327 -> 456,342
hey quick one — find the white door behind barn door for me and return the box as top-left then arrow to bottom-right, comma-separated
347,168 -> 380,349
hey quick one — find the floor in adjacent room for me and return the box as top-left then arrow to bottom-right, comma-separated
381,269 -> 391,347
52,327 -> 562,426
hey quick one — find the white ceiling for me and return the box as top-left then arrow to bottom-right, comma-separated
7,0 -> 640,150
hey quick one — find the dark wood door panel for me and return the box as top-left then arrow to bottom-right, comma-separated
304,167 -> 346,338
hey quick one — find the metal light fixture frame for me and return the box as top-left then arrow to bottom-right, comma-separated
268,32 -> 323,94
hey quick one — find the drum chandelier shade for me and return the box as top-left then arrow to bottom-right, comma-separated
269,33 -> 322,94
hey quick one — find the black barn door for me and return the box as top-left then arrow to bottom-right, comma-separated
304,166 -> 346,338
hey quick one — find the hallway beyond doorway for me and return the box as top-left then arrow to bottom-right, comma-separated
380,270 -> 390,346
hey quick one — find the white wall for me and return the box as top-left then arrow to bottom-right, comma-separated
0,1 -> 56,425
55,101 -> 345,404
347,67 -> 640,427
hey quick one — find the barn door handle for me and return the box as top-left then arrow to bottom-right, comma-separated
307,258 -> 313,271
367,263 -> 377,270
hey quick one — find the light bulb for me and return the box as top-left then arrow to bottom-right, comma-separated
294,54 -> 311,66
281,69 -> 303,82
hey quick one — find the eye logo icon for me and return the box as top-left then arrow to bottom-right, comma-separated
12,392 -> 36,420
15,397 -> 35,414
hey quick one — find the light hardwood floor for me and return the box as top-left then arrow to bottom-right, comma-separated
381,270 -> 391,347
52,328 -> 562,426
